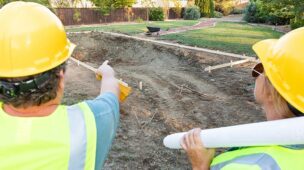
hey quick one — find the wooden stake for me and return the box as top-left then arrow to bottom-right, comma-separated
139,81 -> 143,91
69,57 -> 129,87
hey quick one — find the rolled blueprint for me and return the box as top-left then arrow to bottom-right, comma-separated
164,117 -> 304,149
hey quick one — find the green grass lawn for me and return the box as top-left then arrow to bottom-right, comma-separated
67,20 -> 198,35
160,22 -> 284,56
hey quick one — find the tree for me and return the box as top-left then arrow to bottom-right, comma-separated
195,0 -> 214,17
161,0 -> 169,19
171,0 -> 182,18
214,0 -> 234,16
260,0 -> 304,21
244,0 -> 304,28
112,0 -> 136,8
51,0 -> 71,7
141,0 -> 155,21
0,0 -> 51,7
91,0 -> 136,15
261,0 -> 304,28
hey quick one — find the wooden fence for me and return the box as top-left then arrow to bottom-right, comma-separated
54,8 -> 184,25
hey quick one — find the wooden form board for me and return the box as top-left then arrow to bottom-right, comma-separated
204,59 -> 259,72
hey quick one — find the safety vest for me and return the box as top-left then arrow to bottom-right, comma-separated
211,145 -> 304,170
0,102 -> 97,170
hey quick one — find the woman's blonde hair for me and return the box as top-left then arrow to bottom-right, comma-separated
261,76 -> 293,118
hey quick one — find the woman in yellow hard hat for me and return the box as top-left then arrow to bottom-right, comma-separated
181,27 -> 304,170
0,2 -> 120,170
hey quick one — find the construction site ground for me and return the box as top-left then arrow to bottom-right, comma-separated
64,32 -> 265,169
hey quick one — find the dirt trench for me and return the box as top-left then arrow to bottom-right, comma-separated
64,32 -> 265,170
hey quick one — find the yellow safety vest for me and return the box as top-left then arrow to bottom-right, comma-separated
211,145 -> 304,170
0,102 -> 97,170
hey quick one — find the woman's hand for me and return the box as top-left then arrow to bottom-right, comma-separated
181,128 -> 215,170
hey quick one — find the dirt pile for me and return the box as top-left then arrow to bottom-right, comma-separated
64,32 -> 264,169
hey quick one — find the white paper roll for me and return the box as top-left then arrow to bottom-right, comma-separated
163,117 -> 304,149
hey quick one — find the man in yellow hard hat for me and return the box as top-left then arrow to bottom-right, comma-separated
181,27 -> 304,170
0,2 -> 120,170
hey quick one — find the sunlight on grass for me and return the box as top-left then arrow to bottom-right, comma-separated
161,22 -> 284,56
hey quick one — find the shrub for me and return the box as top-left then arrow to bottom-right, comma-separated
244,1 -> 293,25
215,0 -> 234,16
243,2 -> 257,22
209,0 -> 215,17
267,7 -> 294,25
243,1 -> 267,23
135,17 -> 144,23
214,11 -> 223,18
184,5 -> 201,20
149,7 -> 164,21
267,15 -> 290,25
73,9 -> 81,22
291,19 -> 304,30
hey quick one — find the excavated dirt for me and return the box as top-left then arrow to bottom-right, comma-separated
64,32 -> 265,170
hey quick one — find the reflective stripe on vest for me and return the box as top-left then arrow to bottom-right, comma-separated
0,102 -> 97,170
67,105 -> 87,170
211,153 -> 280,170
210,146 -> 304,170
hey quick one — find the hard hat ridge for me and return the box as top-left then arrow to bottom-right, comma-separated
0,1 -> 75,78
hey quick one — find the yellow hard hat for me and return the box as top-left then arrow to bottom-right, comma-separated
253,27 -> 304,113
0,2 -> 75,78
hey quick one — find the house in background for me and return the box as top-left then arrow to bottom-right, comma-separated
235,0 -> 249,5
133,0 -> 188,8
